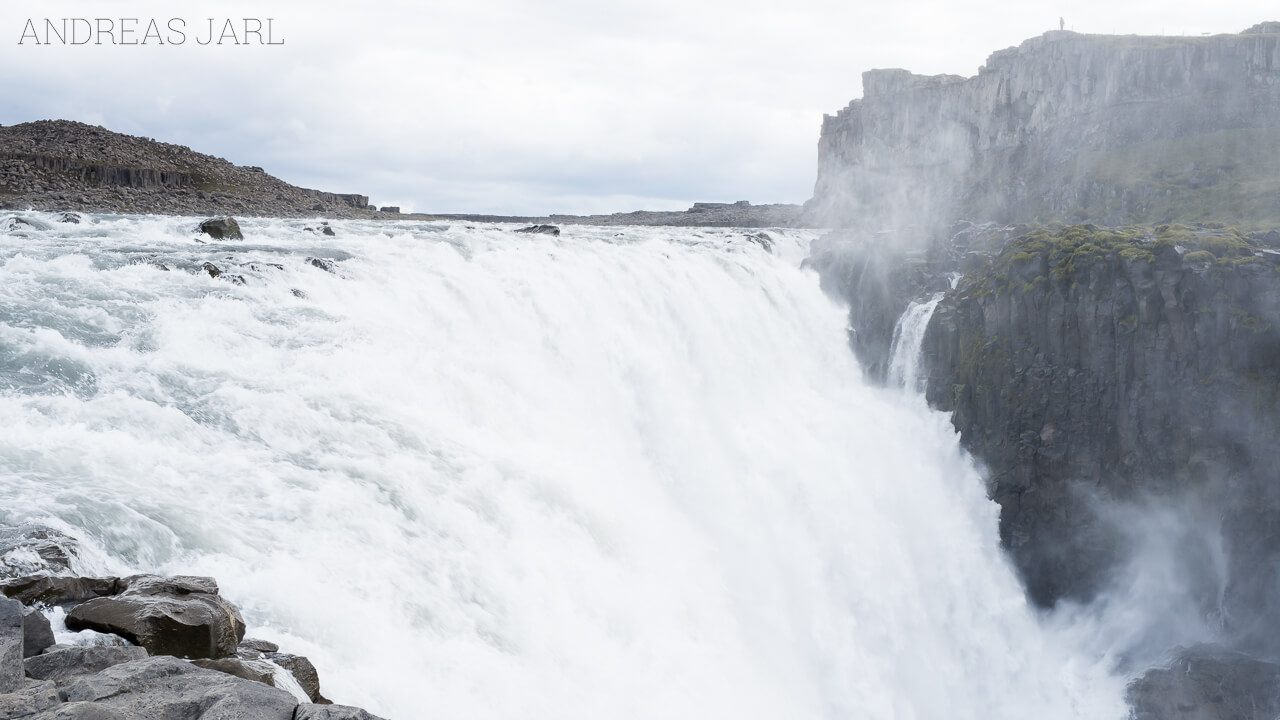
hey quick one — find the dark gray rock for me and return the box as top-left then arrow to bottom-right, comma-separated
60,655 -> 297,719
0,598 -> 22,693
190,657 -> 274,686
320,224 -> 335,237
28,703 -> 126,719
27,702 -> 126,719
198,217 -> 243,241
200,262 -> 223,279
236,639 -> 278,655
65,575 -> 245,659
57,212 -> 81,224
0,526 -> 80,580
306,258 -> 337,274
0,577 -> 120,607
513,224 -> 559,236
265,653 -> 325,704
1128,645 -> 1280,720
23,606 -> 54,658
0,679 -> 60,718
24,646 -> 148,683
378,206 -> 399,213
745,232 -> 773,253
294,704 -> 387,720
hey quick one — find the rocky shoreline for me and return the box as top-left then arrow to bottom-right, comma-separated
0,525 -> 384,719
0,120 -> 803,228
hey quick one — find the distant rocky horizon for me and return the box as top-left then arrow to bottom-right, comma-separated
0,120 -> 806,227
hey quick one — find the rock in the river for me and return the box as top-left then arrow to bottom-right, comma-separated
23,606 -> 54,658
57,212 -> 81,224
513,224 -> 560,235
24,646 -> 149,683
60,655 -> 297,719
0,680 -> 60,717
65,575 -> 246,659
198,217 -> 243,240
294,703 -> 388,720
0,598 -> 23,692
745,231 -> 774,253
306,257 -> 337,273
0,526 -> 80,580
200,261 -> 223,278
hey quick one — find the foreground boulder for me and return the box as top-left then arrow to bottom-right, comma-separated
23,606 -> 54,658
0,598 -> 22,692
198,217 -> 243,240
60,656 -> 297,719
25,646 -> 149,683
0,679 -> 60,717
65,575 -> 245,659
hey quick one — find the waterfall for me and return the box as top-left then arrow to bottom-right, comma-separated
0,213 -> 1124,719
887,292 -> 945,393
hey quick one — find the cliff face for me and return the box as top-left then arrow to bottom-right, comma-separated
922,226 -> 1280,628
808,24 -> 1280,228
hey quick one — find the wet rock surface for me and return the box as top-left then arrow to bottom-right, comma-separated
65,575 -> 246,659
198,217 -> 243,240
0,526 -> 383,717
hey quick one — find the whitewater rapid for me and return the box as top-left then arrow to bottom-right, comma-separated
0,213 -> 1125,718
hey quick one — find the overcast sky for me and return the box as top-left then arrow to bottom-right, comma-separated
0,1 -> 1274,214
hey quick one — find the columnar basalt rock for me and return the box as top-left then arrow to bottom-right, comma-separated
807,25 -> 1280,229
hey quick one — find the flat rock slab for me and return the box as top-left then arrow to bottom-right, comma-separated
0,679 -> 60,719
61,655 -> 297,719
25,646 -> 148,684
295,704 -> 388,720
0,598 -> 22,693
65,575 -> 245,659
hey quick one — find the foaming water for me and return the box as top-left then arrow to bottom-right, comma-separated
887,292 -> 944,393
0,213 -> 1125,718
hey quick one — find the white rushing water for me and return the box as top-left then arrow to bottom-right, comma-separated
0,213 -> 1125,719
886,292 -> 945,394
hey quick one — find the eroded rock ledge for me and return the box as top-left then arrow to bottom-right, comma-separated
0,524 -> 386,719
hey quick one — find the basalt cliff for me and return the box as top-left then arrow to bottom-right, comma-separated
808,22 -> 1280,720
806,22 -> 1280,230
